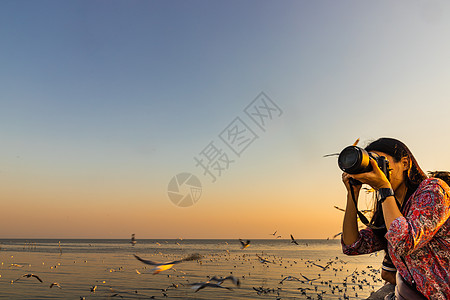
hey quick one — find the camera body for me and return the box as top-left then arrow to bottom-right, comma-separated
338,146 -> 390,182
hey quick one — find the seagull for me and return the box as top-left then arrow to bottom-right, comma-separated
133,253 -> 201,274
190,275 -> 240,292
49,282 -> 62,289
191,282 -> 233,292
300,273 -> 319,284
239,239 -> 250,249
279,276 -> 301,284
12,273 -> 43,283
290,234 -> 299,245
256,254 -> 273,264
270,231 -> 277,236
311,262 -> 333,271
209,275 -> 240,286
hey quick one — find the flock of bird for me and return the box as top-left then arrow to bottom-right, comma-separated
0,234 -> 384,299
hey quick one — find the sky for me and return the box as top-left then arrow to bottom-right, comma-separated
1,0 -> 450,239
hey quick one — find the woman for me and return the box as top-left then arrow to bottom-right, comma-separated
341,138 -> 450,300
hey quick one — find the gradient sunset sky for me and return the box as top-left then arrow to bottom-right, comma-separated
1,1 -> 450,239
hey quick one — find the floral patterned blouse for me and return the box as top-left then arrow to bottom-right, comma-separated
342,178 -> 450,300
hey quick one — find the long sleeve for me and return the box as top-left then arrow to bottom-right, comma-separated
342,227 -> 386,255
385,179 -> 450,257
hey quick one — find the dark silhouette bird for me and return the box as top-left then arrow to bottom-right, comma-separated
12,273 -> 43,283
290,234 -> 299,245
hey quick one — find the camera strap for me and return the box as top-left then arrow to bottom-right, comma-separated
349,182 -> 386,230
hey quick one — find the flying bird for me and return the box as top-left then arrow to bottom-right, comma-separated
190,275 -> 240,292
133,253 -> 201,274
256,254 -> 273,264
290,234 -> 299,245
239,239 -> 250,249
300,273 -> 319,284
311,262 -> 333,271
12,273 -> 43,283
279,276 -> 301,284
49,282 -> 62,289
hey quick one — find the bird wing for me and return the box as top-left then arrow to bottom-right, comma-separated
322,153 -> 339,157
300,273 -> 311,281
190,282 -> 207,292
334,206 -> 346,212
133,255 -> 158,266
30,274 -> 43,282
222,276 -> 240,286
332,232 -> 343,239
312,263 -> 325,269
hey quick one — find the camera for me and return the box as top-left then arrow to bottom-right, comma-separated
338,146 -> 390,182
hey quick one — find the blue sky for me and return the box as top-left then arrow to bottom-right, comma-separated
1,1 -> 450,238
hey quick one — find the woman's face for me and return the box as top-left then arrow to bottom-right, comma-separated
370,151 -> 408,191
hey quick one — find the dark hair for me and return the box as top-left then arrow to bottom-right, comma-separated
428,171 -> 450,186
365,137 -> 428,191
364,137 -> 428,239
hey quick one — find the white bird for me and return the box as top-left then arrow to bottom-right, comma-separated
133,253 -> 201,274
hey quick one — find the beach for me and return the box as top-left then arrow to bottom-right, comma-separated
0,239 -> 384,299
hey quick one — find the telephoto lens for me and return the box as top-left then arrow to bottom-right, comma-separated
338,146 -> 372,174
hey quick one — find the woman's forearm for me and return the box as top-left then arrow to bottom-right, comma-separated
382,196 -> 403,229
342,192 -> 360,245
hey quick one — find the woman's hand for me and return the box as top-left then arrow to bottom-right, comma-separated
342,172 -> 362,195
348,158 -> 392,190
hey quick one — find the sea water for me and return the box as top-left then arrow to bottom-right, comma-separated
0,239 -> 384,299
